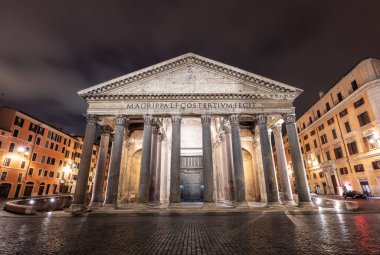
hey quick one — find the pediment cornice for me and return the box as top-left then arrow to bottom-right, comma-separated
78,53 -> 302,99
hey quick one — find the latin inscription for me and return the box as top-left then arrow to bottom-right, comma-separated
125,102 -> 257,110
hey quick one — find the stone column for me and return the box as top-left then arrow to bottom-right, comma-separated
284,113 -> 313,207
155,133 -> 163,202
201,114 -> 214,203
272,122 -> 295,205
257,114 -> 281,205
138,115 -> 153,203
149,125 -> 159,203
169,115 -> 182,204
223,126 -> 235,203
229,114 -> 246,204
104,115 -> 128,207
72,114 -> 98,211
90,125 -> 112,207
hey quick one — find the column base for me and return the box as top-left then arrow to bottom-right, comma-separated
265,201 -> 284,208
89,201 -> 103,210
297,202 -> 315,209
168,202 -> 182,209
282,200 -> 297,207
202,202 -> 217,209
100,203 -> 118,210
70,203 -> 88,215
234,201 -> 249,208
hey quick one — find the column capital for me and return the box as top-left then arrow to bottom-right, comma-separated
222,125 -> 231,134
283,113 -> 296,124
152,125 -> 160,135
171,115 -> 182,125
256,114 -> 267,125
83,114 -> 98,125
228,114 -> 240,124
143,115 -> 154,125
201,114 -> 212,124
271,122 -> 283,135
100,125 -> 113,135
115,115 -> 128,126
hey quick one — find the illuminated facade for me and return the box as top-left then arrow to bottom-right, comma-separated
274,58 -> 380,197
0,107 -> 101,199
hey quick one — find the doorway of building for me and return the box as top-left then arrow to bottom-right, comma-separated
38,182 -> 45,195
14,184 -> 22,198
180,156 -> 203,202
331,175 -> 338,195
23,182 -> 34,197
359,179 -> 371,196
0,183 -> 12,198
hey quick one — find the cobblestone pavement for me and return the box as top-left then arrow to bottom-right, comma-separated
1,212 -> 380,255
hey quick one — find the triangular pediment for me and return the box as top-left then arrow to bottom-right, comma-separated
78,53 -> 302,100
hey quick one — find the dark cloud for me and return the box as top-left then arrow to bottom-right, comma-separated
0,0 -> 380,134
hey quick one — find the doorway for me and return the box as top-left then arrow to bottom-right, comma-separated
23,182 -> 34,197
0,183 -> 12,198
359,179 -> 371,196
180,170 -> 203,202
331,175 -> 338,195
14,184 -> 22,198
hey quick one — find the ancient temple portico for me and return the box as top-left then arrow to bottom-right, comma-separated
71,53 -> 312,212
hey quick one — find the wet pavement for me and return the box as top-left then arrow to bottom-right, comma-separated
1,211 -> 380,254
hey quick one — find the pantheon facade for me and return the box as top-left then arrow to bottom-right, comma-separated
72,53 -> 312,211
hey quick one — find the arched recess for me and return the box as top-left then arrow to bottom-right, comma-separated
242,149 -> 255,202
126,149 -> 142,202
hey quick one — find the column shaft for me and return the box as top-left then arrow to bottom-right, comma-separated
169,115 -> 181,203
284,114 -> 312,205
73,114 -> 97,206
104,115 -> 128,206
273,124 -> 294,203
257,115 -> 281,204
155,135 -> 163,202
91,126 -> 111,206
202,115 -> 214,203
138,115 -> 153,203
149,126 -> 159,202
229,114 -> 246,203
224,130 -> 235,202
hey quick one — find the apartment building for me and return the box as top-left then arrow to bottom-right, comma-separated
274,58 -> 380,197
0,107 -> 101,199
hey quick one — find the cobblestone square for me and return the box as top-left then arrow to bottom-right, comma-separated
1,211 -> 380,255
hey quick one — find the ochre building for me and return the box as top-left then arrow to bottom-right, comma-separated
0,107 -> 102,199
274,58 -> 380,197
72,53 -> 313,211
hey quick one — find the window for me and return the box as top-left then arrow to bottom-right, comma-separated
14,116 -> 25,127
28,168 -> 33,175
344,122 -> 351,133
59,160 -> 63,167
38,169 -> 43,176
51,158 -> 56,166
326,151 -> 331,161
357,111 -> 371,126
31,153 -> 37,162
37,127 -> 45,135
27,134 -> 33,142
1,172 -> 7,181
36,137 -> 41,145
317,110 -> 321,118
57,172 -> 60,179
64,138 -> 67,145
29,123 -> 37,132
20,161 -> 26,169
316,155 -> 321,164
334,147 -> 344,159
303,135 -> 308,140
47,130 -> 51,139
313,173 -> 317,179
55,144 -> 58,151
9,143 -> 15,153
326,102 -> 331,111
310,130 -> 316,136
44,141 -> 49,148
47,157 -> 51,165
41,155 -> 46,164
61,147 -> 65,153
351,80 -> 358,91
17,173 -> 23,182
354,98 -> 364,108
44,170 -> 48,177
327,117 -> 334,125
3,158 -> 11,167
332,129 -> 337,139
347,141 -> 358,155
50,142 -> 54,150
49,171 -> 54,178
305,144 -> 311,152
354,164 -> 365,173
313,139 -> 318,148
321,134 -> 328,145
319,172 -> 325,178
68,139 -> 71,147
309,117 -> 313,124
337,92 -> 343,102
13,129 -> 19,138
363,135 -> 379,150
372,160 -> 380,170
340,167 -> 349,175
318,124 -> 324,131
339,109 -> 348,118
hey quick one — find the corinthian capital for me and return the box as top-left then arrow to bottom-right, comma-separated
283,113 -> 296,124
143,115 -> 154,125
256,114 -> 267,125
228,114 -> 240,124
100,125 -> 113,135
201,114 -> 212,124
115,115 -> 128,126
171,115 -> 182,125
83,114 -> 98,125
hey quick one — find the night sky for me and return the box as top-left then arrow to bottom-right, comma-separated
1,0 -> 380,135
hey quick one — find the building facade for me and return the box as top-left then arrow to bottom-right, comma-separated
72,53 -> 313,211
274,58 -> 380,197
0,107 -> 101,199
